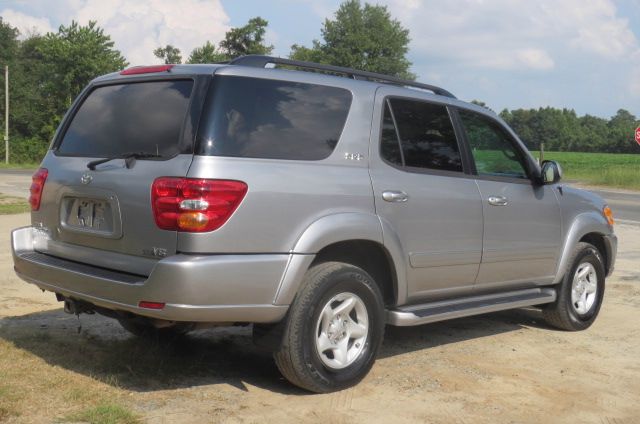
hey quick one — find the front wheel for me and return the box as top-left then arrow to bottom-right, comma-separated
543,242 -> 605,331
274,262 -> 385,393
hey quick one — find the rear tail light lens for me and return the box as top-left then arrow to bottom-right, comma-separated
29,168 -> 48,211
151,178 -> 248,232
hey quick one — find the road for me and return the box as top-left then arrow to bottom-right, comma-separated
586,187 -> 640,224
3,169 -> 638,222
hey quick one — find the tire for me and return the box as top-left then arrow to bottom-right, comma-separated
117,316 -> 193,339
274,261 -> 385,393
543,242 -> 605,331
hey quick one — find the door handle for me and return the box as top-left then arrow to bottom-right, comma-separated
487,196 -> 508,206
382,190 -> 409,203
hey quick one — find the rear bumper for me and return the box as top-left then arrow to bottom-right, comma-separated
11,226 -> 290,323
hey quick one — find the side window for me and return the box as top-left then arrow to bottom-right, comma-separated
383,98 -> 462,173
458,109 -> 529,179
196,76 -> 352,160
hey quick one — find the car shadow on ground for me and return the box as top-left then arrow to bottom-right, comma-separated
0,306 -> 549,395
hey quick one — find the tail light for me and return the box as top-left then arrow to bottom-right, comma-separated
29,168 -> 48,211
151,177 -> 248,232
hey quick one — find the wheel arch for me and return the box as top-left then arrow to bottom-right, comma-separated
273,213 -> 405,307
553,212 -> 614,284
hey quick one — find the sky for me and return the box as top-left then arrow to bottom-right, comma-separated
1,0 -> 639,118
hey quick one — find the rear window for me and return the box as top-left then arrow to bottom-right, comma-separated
57,80 -> 194,158
196,76 -> 352,160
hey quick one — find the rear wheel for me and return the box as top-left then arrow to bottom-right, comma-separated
274,262 -> 385,393
543,242 -> 605,331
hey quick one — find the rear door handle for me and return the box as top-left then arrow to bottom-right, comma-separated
382,190 -> 409,203
487,196 -> 508,206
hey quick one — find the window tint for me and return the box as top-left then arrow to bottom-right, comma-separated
458,109 -> 528,179
388,98 -> 462,172
58,80 -> 193,157
380,102 -> 402,166
197,76 -> 352,160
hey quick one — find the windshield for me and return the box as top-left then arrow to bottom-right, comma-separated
57,80 -> 194,158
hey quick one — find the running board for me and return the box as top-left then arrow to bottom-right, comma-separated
386,288 -> 556,326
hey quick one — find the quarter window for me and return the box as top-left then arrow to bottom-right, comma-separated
197,76 -> 352,160
458,110 -> 529,179
381,98 -> 462,173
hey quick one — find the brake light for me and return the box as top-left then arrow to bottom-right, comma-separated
151,178 -> 248,232
120,65 -> 174,75
29,168 -> 48,211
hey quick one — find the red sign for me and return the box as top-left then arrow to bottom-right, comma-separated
636,127 -> 640,146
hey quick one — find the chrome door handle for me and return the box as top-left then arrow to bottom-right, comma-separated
487,196 -> 508,206
382,190 -> 409,203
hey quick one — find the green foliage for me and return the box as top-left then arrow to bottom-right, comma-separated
290,0 -> 415,79
500,107 -> 639,154
0,21 -> 127,163
186,41 -> 227,64
38,21 -> 128,109
153,44 -> 182,64
0,17 -> 19,64
219,17 -> 273,58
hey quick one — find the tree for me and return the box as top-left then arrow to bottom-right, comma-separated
289,0 -> 414,79
0,17 -> 19,64
37,21 -> 127,135
219,17 -> 273,58
187,41 -> 227,64
154,44 -> 182,64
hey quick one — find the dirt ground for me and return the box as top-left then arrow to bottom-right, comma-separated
1,212 -> 639,424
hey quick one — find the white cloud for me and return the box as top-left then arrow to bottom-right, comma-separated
72,0 -> 230,65
383,0 -> 640,71
0,9 -> 54,38
2,0 -> 230,65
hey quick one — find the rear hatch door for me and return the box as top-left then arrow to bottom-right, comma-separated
35,74 -> 208,271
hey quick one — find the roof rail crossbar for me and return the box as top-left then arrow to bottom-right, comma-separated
228,55 -> 456,99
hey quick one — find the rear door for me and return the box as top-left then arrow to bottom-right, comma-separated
35,76 -> 205,274
456,108 -> 562,290
369,93 -> 484,303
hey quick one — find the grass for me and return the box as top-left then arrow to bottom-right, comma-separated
0,337 -> 139,423
0,162 -> 38,170
0,194 -> 30,214
63,404 -> 141,424
539,151 -> 640,190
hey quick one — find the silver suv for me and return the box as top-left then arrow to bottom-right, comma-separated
12,56 -> 617,393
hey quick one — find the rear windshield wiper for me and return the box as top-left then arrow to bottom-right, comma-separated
86,152 -> 162,170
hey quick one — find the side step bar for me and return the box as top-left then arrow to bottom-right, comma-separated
386,288 -> 556,326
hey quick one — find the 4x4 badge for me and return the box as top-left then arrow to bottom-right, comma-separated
80,173 -> 93,185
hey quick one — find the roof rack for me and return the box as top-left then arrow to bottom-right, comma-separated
228,55 -> 456,99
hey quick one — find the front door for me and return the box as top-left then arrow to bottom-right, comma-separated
456,108 -> 562,291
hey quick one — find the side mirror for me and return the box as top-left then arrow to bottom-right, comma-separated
540,160 -> 562,184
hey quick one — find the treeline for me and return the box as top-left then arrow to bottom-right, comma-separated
500,107 -> 639,154
0,0 -> 638,163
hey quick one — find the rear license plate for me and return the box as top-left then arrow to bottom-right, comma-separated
62,197 -> 115,234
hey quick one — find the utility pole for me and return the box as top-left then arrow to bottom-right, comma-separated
4,65 -> 8,164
